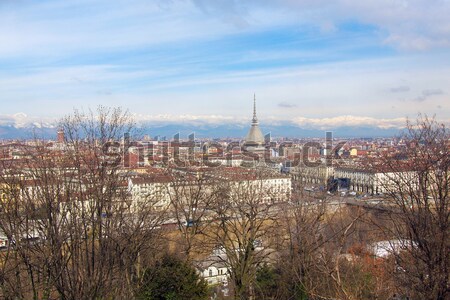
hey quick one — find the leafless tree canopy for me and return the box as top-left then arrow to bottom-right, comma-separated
371,115 -> 449,300
0,107 -> 165,299
0,111 -> 448,300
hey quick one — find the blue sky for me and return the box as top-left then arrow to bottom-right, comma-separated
1,0 -> 449,130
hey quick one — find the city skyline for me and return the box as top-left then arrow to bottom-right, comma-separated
1,0 -> 450,134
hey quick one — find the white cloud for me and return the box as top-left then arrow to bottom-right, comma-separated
133,114 -> 416,129
1,0 -> 449,122
0,0 -> 246,58
1,0 -> 449,60
191,0 -> 450,50
291,115 -> 408,130
5,112 -> 446,131
1,54 -> 449,119
0,113 -> 55,128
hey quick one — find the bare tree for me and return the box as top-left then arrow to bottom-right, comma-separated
165,168 -> 220,259
370,115 -> 449,300
0,107 -> 166,299
278,178 -> 386,300
206,170 -> 282,300
277,199 -> 328,299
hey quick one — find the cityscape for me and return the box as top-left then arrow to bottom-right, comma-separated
0,1 -> 449,300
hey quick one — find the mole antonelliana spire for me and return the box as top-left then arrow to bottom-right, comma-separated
252,93 -> 258,124
245,94 -> 265,146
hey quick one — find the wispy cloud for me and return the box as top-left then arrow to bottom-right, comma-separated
2,0 -> 450,60
422,89 -> 444,97
390,86 -> 410,93
0,0 -> 449,123
413,89 -> 445,102
192,0 -> 250,29
278,102 -> 297,108
187,0 -> 450,50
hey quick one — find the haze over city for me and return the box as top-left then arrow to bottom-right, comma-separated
1,0 -> 450,138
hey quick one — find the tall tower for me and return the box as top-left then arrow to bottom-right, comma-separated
252,93 -> 258,124
244,94 -> 264,146
57,128 -> 65,143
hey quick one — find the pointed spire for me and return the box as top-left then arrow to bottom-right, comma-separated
245,93 -> 264,145
252,93 -> 258,124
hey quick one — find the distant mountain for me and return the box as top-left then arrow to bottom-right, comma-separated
138,123 -> 401,139
0,125 -> 56,140
0,123 -> 401,140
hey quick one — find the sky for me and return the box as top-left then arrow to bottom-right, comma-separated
1,0 -> 450,131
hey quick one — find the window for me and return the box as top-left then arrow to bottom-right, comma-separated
209,269 -> 213,277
